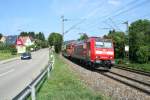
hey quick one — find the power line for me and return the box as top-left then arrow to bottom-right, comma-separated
83,0 -> 149,31
127,12 -> 150,22
64,0 -> 149,35
108,18 -> 122,31
64,18 -> 86,34
63,1 -> 106,34
81,0 -> 139,30
110,0 -> 150,18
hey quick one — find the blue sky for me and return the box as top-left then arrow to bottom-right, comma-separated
0,0 -> 150,40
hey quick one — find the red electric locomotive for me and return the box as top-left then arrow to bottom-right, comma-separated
62,40 -> 75,58
63,37 -> 114,70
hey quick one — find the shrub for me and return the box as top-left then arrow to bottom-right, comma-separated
136,46 -> 149,63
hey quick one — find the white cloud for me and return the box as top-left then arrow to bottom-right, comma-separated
108,0 -> 121,6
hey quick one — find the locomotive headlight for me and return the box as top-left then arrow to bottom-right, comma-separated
107,52 -> 113,55
96,51 -> 102,54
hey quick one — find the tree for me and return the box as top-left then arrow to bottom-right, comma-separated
129,19 -> 150,63
136,46 -> 149,63
28,32 -> 35,39
48,32 -> 63,53
78,33 -> 88,40
35,32 -> 45,41
0,33 -> 2,40
107,31 -> 125,59
20,32 -> 28,36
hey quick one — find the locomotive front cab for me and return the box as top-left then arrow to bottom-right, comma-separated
93,38 -> 114,69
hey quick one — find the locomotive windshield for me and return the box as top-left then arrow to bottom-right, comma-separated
95,42 -> 112,48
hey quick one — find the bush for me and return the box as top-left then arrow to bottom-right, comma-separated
11,48 -> 17,55
136,46 -> 149,63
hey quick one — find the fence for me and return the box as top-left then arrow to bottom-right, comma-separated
13,50 -> 55,100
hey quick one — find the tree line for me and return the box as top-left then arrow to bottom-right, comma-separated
47,19 -> 150,64
1,19 -> 149,64
0,32 -> 49,54
19,32 -> 48,49
104,19 -> 150,64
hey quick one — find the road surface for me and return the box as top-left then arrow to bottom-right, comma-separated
0,49 -> 49,99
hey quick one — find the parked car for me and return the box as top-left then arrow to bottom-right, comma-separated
21,52 -> 32,60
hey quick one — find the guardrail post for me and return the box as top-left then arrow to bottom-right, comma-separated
47,64 -> 50,78
31,86 -> 36,100
51,55 -> 55,70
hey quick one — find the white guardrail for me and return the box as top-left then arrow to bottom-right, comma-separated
13,50 -> 55,100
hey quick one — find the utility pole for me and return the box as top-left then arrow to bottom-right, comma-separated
61,15 -> 68,41
61,15 -> 64,40
124,21 -> 129,36
123,21 -> 129,63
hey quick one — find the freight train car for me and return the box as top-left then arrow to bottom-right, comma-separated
63,37 -> 114,70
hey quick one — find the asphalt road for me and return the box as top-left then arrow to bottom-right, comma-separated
0,49 -> 49,99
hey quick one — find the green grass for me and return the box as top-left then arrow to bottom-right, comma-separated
124,63 -> 150,72
0,51 -> 17,61
36,54 -> 104,100
115,59 -> 150,72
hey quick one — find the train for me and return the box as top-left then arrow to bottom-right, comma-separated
62,37 -> 115,70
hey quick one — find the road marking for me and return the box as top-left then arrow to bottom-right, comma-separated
0,69 -> 15,77
0,66 -> 14,70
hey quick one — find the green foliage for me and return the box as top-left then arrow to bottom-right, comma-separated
48,32 -> 63,53
34,32 -> 47,49
19,31 -> 47,49
20,31 -> 45,41
41,40 -> 49,48
37,54 -> 103,100
35,32 -> 45,41
129,19 -> 150,63
35,39 -> 48,49
107,31 -> 125,59
0,42 -> 17,60
20,32 -> 28,36
78,33 -> 88,40
10,47 -> 17,55
117,63 -> 150,72
28,32 -> 35,39
136,46 -> 149,63
0,33 -> 2,40
20,31 -> 36,39
26,45 -> 35,52
0,43 -> 17,55
0,43 -> 11,51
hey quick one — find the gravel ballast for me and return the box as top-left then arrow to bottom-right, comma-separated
61,56 -> 150,100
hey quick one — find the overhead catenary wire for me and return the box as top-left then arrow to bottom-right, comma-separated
110,0 -> 150,18
108,18 -> 122,31
63,1 -> 106,35
64,0 -> 150,36
83,0 -> 149,32
81,0 -> 140,30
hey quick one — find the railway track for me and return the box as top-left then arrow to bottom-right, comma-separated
63,56 -> 150,95
63,56 -> 150,98
114,65 -> 150,77
98,70 -> 150,95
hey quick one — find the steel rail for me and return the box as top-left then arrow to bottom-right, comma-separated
114,65 -> 150,77
109,71 -> 150,87
99,72 -> 150,95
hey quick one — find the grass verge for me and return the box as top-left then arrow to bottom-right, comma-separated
115,59 -> 150,72
0,51 -> 17,61
122,63 -> 150,72
37,54 -> 104,100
